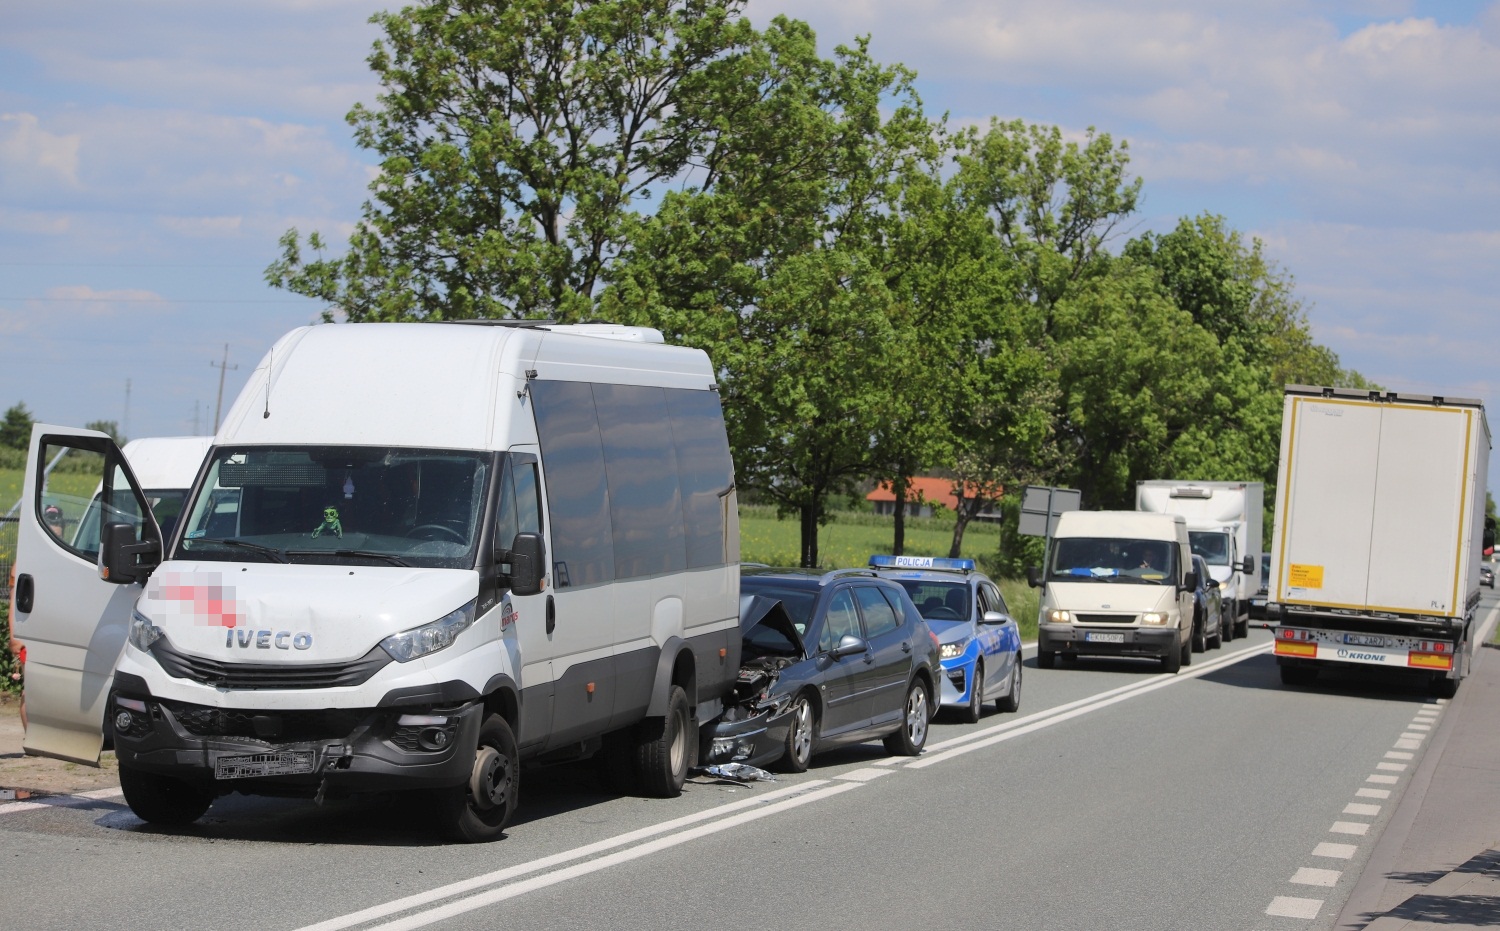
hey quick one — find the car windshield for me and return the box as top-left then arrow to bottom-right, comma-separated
1048,537 -> 1177,584
173,446 -> 490,570
739,584 -> 817,634
1189,531 -> 1231,566
892,580 -> 970,622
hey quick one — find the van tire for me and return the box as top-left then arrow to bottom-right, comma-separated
634,685 -> 691,798
1161,637 -> 1183,674
1235,617 -> 1249,638
119,764 -> 213,826
436,713 -> 519,843
1036,649 -> 1056,669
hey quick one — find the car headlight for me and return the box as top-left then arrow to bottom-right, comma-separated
1140,612 -> 1170,626
380,599 -> 477,663
128,610 -> 163,652
1047,609 -> 1072,624
939,638 -> 970,660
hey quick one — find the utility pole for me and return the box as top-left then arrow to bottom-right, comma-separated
211,344 -> 238,433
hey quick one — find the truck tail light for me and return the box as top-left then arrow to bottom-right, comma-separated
1276,628 -> 1315,641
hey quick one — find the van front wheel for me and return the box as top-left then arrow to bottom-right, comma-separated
436,713 -> 519,843
119,764 -> 213,826
634,685 -> 692,798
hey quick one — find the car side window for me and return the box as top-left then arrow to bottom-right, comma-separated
854,585 -> 899,638
983,581 -> 1008,615
819,588 -> 862,652
975,584 -> 991,615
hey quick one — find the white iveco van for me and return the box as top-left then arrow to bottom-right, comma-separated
12,322 -> 740,842
1027,511 -> 1197,673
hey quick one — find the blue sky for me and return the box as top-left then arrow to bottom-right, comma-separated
2,1 -> 1497,480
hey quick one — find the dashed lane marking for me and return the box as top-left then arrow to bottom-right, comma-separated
1331,821 -> 1372,836
1291,867 -> 1342,887
1313,843 -> 1358,860
1267,896 -> 1323,919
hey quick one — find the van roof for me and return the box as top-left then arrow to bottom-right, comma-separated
1054,510 -> 1185,540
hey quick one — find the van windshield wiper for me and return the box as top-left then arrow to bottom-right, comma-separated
285,548 -> 410,567
214,539 -> 287,563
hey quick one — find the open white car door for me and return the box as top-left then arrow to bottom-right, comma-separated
13,424 -> 162,764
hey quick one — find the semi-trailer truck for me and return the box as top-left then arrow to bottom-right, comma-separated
1267,385 -> 1489,697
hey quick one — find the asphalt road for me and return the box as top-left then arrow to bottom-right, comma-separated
4,600 -> 1494,931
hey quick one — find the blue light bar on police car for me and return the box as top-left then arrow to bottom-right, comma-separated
869,555 -> 976,571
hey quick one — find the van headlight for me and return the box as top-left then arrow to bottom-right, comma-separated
380,600 -> 477,663
128,610 -> 163,652
1047,610 -> 1072,624
1140,612 -> 1170,626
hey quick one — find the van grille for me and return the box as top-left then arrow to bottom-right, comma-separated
160,700 -> 367,742
1074,613 -> 1135,625
148,638 -> 391,690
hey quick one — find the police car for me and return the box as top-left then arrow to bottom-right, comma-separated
868,555 -> 1023,722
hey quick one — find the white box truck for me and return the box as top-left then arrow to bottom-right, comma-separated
11,321 -> 740,841
1136,480 -> 1263,637
1267,386 -> 1489,697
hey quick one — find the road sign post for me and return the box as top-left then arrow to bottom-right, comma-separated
1019,485 -> 1081,577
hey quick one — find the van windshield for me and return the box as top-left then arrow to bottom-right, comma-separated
1189,531 -> 1231,566
1048,537 -> 1178,584
173,446 -> 490,570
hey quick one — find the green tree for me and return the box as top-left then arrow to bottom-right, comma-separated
268,0 -> 757,320
605,21 -> 940,566
0,403 -> 34,450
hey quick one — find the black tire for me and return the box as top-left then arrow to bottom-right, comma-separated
1181,631 -> 1192,667
119,764 -> 213,827
1210,612 -> 1223,649
1430,675 -> 1459,699
1191,612 -> 1207,653
1036,649 -> 1056,669
1280,664 -> 1318,687
883,679 -> 931,756
436,713 -> 520,843
1235,616 -> 1249,638
776,693 -> 816,773
1162,635 -> 1183,674
996,653 -> 1022,713
633,685 -> 692,798
957,661 -> 984,724
1221,611 -> 1234,644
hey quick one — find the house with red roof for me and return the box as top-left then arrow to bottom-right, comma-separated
865,476 -> 1003,521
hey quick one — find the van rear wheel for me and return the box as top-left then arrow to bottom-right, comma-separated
634,685 -> 692,798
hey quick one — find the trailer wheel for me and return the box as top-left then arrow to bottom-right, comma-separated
1430,675 -> 1459,699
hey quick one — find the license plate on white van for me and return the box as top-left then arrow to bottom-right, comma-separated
215,751 -> 314,779
1085,632 -> 1125,644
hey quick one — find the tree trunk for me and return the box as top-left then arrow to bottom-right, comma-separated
892,477 -> 908,556
949,494 -> 984,559
800,502 -> 820,568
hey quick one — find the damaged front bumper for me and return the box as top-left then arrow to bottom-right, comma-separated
705,704 -> 793,770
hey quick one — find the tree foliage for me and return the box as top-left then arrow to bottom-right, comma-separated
0,403 -> 34,450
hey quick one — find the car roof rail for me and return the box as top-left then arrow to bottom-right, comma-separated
820,568 -> 879,585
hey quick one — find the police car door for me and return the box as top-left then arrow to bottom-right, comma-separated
13,425 -> 160,764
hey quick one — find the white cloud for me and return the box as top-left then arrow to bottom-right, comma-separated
0,113 -> 81,190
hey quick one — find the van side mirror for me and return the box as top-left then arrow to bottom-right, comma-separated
101,521 -> 159,585
509,531 -> 546,596
1241,555 -> 1256,575
1025,566 -> 1042,588
1182,570 -> 1199,592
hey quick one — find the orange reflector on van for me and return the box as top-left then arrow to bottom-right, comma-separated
1275,640 -> 1317,658
1409,652 -> 1453,670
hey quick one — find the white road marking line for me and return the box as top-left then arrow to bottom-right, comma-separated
1313,842 -> 1358,859
1343,803 -> 1381,816
0,787 -> 125,816
1376,762 -> 1406,772
1291,867 -> 1341,887
1267,896 -> 1323,919
1357,787 -> 1391,800
1399,732 -> 1426,741
293,780 -> 839,931
1384,751 -> 1414,760
1366,774 -> 1399,785
1331,822 -> 1372,836
1394,739 -> 1422,750
834,768 -> 890,782
363,783 -> 864,931
1406,723 -> 1432,731
906,644 -> 1272,770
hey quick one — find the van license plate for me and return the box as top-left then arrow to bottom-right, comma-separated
1085,632 -> 1125,643
1343,634 -> 1388,647
215,751 -> 314,780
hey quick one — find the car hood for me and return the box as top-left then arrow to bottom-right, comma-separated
926,619 -> 973,644
739,593 -> 806,658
